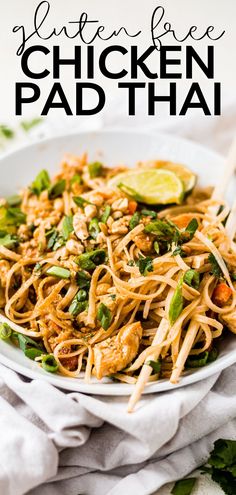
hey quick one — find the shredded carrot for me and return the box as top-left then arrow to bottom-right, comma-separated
128,200 -> 137,215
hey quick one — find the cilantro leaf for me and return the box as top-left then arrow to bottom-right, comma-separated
208,254 -> 223,278
171,478 -> 196,495
136,256 -> 153,276
147,359 -> 161,373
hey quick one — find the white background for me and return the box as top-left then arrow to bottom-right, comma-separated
0,0 -> 236,124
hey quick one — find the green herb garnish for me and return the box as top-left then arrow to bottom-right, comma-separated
77,249 -> 106,271
0,206 -> 26,232
147,359 -> 161,373
186,348 -> 218,368
97,303 -> 112,330
141,209 -> 157,218
20,117 -> 42,132
88,161 -> 103,178
48,179 -> 66,199
47,229 -> 65,251
208,253 -> 223,279
169,277 -> 184,325
41,354 -> 59,373
129,212 -> 141,230
0,124 -> 14,140
89,218 -> 100,239
172,246 -> 186,257
46,266 -> 71,279
70,174 -> 82,186
6,195 -> 22,207
183,269 -> 200,290
24,348 -> 43,360
0,323 -> 12,340
69,289 -> 88,316
171,478 -> 196,495
62,215 -> 73,240
136,256 -> 153,276
76,270 -> 91,289
118,183 -> 144,202
30,170 -> 50,196
100,205 -> 111,224
0,233 -> 19,248
73,196 -> 91,208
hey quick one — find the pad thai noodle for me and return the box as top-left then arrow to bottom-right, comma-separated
0,153 -> 236,407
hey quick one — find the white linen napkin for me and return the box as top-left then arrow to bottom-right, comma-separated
0,101 -> 236,495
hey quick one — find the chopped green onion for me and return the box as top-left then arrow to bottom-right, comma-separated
184,269 -> 200,290
100,205 -> 111,224
77,289 -> 87,301
69,295 -> 88,316
46,266 -> 71,279
41,354 -> 59,373
70,174 -> 82,186
129,212 -> 141,230
24,347 -> 43,360
48,179 -> 66,199
30,170 -> 50,196
20,117 -> 42,132
34,263 -> 43,275
89,218 -> 100,239
76,270 -> 91,289
62,215 -> 73,240
88,161 -> 103,178
73,196 -> 91,208
169,277 -> 184,325
0,323 -> 12,340
118,183 -> 144,202
77,249 -> 106,271
141,209 -> 157,218
147,359 -> 161,373
208,253 -> 223,279
185,218 -> 198,236
97,303 -> 112,330
0,124 -> 14,140
47,229 -> 65,251
6,195 -> 22,207
154,241 -> 160,255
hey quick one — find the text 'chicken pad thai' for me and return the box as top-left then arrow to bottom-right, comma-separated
0,153 -> 236,409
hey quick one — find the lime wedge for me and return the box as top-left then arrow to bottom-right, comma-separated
142,160 -> 197,193
108,169 -> 184,205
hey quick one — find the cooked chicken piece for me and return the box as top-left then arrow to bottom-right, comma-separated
93,322 -> 142,379
221,311 -> 236,334
134,233 -> 153,253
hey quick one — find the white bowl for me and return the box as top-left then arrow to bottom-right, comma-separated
0,129 -> 235,395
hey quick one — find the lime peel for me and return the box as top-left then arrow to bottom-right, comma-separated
108,169 -> 185,205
